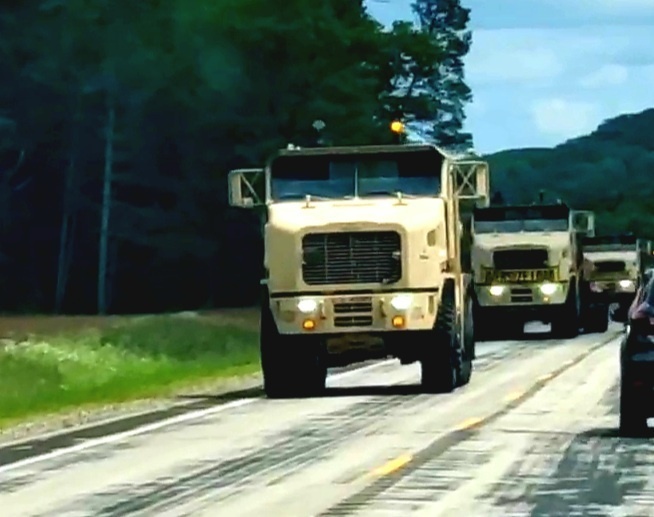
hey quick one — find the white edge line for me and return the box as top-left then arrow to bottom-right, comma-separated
0,339 -> 564,475
0,359 -> 397,474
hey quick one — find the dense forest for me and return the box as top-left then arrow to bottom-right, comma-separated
0,0 -> 473,314
1,2 -> 650,315
487,108 -> 654,240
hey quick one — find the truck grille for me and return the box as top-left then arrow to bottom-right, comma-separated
302,231 -> 401,285
594,260 -> 625,273
493,249 -> 548,270
510,287 -> 533,303
334,315 -> 373,327
333,300 -> 373,313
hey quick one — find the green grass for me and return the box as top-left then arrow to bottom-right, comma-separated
0,315 -> 260,428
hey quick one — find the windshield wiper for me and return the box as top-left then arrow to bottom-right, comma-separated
277,194 -> 334,201
349,190 -> 421,199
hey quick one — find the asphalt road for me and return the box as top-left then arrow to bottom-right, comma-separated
1,325 -> 649,517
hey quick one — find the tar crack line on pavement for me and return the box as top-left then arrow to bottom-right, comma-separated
317,333 -> 617,516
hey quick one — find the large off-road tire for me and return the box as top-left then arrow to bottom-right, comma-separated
458,288 -> 475,386
260,299 -> 327,399
473,302 -> 490,342
551,283 -> 580,339
619,379 -> 648,437
420,281 -> 469,393
584,304 -> 609,333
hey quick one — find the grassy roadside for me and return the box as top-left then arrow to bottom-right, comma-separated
0,313 -> 260,428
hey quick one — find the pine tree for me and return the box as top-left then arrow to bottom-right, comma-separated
412,0 -> 473,150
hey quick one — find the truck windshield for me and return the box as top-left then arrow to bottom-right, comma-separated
269,149 -> 442,201
583,235 -> 637,252
473,205 -> 570,233
474,219 -> 569,233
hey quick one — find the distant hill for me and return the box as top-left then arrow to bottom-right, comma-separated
484,108 -> 654,238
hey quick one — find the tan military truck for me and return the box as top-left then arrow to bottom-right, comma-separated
470,203 -> 603,339
227,143 -> 490,398
583,235 -> 654,322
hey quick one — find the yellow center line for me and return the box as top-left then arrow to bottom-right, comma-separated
503,390 -> 525,403
369,453 -> 413,477
456,416 -> 484,430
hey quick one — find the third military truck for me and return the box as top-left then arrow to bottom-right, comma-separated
228,143 -> 490,398
470,203 -> 607,338
583,234 -> 653,322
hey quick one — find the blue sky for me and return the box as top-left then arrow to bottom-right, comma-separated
365,0 -> 654,153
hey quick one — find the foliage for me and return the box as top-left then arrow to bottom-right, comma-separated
0,314 -> 259,426
486,108 -> 654,239
0,0 -> 474,313
411,0 -> 474,149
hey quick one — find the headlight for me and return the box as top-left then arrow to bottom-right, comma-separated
297,298 -> 318,313
539,283 -> 557,295
489,285 -> 505,296
390,294 -> 412,310
619,279 -> 634,289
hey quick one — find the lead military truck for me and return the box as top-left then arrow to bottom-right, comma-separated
228,144 -> 490,398
470,203 -> 606,338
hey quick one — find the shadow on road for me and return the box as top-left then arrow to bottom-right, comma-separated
323,384 -> 423,397
480,331 -> 556,343
176,386 -> 265,403
175,383 -> 425,402
578,426 -> 654,439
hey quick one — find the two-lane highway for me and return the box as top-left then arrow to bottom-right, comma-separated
1,327 -> 649,516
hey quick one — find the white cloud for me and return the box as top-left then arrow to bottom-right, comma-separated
581,0 -> 654,9
466,46 -> 563,84
530,98 -> 600,138
579,64 -> 629,88
465,28 -> 613,86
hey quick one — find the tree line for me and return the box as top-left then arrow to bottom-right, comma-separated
0,0 -> 474,314
488,108 -> 654,240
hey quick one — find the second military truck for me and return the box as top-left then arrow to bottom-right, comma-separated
470,203 -> 606,338
228,144 -> 490,398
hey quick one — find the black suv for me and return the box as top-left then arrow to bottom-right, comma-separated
617,270 -> 654,435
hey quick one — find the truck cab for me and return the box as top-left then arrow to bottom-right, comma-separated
470,203 -> 601,338
228,144 -> 490,397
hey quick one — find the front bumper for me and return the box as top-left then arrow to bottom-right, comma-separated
475,281 -> 569,307
590,280 -> 636,303
269,291 -> 440,334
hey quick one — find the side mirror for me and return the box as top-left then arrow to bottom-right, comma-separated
228,168 -> 265,208
449,160 -> 490,205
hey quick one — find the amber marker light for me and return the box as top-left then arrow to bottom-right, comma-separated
302,319 -> 315,330
390,120 -> 404,133
392,315 -> 405,328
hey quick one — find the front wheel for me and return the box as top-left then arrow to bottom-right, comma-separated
260,302 -> 327,399
421,282 -> 470,393
551,284 -> 579,338
584,304 -> 609,333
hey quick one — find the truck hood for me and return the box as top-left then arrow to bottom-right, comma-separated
473,232 -> 569,250
584,250 -> 637,263
268,197 -> 445,231
265,197 -> 448,293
